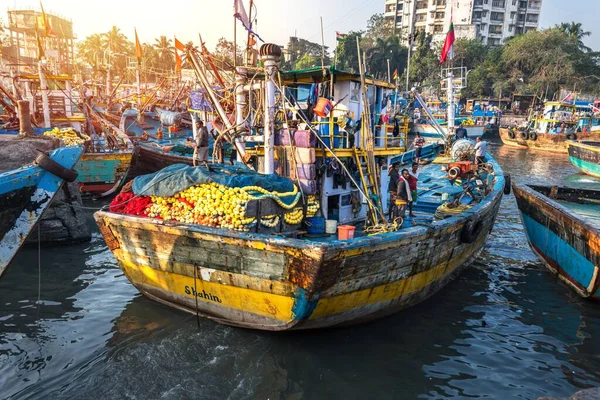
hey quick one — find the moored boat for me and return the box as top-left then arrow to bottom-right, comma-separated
567,141 -> 600,178
94,40 -> 507,330
513,183 -> 600,300
0,146 -> 83,278
412,120 -> 485,140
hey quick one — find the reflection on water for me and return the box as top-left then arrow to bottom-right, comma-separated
1,138 -> 600,399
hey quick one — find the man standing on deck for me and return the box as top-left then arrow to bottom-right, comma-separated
475,137 -> 487,165
194,120 -> 209,163
455,123 -> 468,139
388,162 -> 400,220
407,163 -> 419,217
393,169 -> 413,219
413,133 -> 425,164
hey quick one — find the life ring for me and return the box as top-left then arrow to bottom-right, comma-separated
448,166 -> 461,179
508,129 -> 516,139
504,173 -> 511,195
528,132 -> 537,141
566,133 -> 577,141
460,217 -> 484,244
34,150 -> 79,182
519,130 -> 528,140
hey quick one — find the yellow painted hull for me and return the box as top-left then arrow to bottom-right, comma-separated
94,167 -> 504,330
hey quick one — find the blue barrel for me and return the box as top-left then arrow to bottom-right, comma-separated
319,119 -> 342,148
305,217 -> 325,234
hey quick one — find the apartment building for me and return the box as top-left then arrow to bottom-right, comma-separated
383,0 -> 542,46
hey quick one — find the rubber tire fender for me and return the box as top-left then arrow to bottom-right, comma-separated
528,132 -> 537,141
34,150 -> 79,182
503,173 -> 511,195
508,129 -> 516,139
519,130 -> 529,140
566,133 -> 577,141
460,217 -> 484,244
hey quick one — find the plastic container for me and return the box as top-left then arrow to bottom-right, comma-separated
305,217 -> 325,234
296,163 -> 316,180
294,148 -> 316,163
319,119 -> 342,148
337,225 -> 356,240
314,98 -> 333,117
292,130 -> 316,148
325,219 -> 338,234
298,179 -> 318,195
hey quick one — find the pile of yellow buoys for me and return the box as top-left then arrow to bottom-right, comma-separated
306,195 -> 319,217
43,127 -> 90,146
460,118 -> 475,126
142,182 -> 304,231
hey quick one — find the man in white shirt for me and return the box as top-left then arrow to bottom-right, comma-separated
475,137 -> 487,164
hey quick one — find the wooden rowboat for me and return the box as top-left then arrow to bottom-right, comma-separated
127,142 -> 193,179
567,141 -> 600,179
0,146 -> 83,278
513,183 -> 600,300
94,154 -> 506,330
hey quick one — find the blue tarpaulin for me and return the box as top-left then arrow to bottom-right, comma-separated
132,164 -> 297,200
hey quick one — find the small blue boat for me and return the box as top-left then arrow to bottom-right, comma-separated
0,146 -> 83,278
513,183 -> 600,300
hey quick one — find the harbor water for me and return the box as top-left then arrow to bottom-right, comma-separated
1,138 -> 600,399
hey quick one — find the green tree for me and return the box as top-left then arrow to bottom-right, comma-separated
408,32 -> 440,88
282,36 -> 329,70
213,37 -> 242,69
154,35 -> 175,71
366,36 -> 407,80
555,22 -> 591,52
335,31 -> 363,73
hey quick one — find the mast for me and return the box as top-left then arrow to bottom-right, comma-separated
38,60 -> 51,128
259,44 -> 282,174
447,67 -> 454,134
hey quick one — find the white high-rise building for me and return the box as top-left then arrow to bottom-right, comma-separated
384,0 -> 542,46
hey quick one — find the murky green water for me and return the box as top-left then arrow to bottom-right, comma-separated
1,138 -> 600,399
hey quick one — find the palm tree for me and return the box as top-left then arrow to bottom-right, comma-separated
76,33 -> 105,77
556,22 -> 591,52
182,41 -> 199,68
366,36 -> 408,80
154,36 -> 175,72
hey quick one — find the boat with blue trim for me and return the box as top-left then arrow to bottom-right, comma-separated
513,183 -> 600,300
0,146 -> 83,278
567,141 -> 600,178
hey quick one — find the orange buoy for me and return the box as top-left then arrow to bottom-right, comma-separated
314,98 -> 333,118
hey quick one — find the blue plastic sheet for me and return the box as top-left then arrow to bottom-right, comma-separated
132,164 -> 297,200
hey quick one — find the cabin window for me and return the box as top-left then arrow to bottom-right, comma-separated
327,195 -> 340,220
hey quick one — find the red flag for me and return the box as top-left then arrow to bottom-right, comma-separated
174,37 -> 185,52
39,1 -> 56,37
440,21 -> 455,65
135,28 -> 143,63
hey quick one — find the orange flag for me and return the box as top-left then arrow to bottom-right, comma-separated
175,50 -> 182,72
135,28 -> 143,63
39,1 -> 56,37
174,37 -> 185,52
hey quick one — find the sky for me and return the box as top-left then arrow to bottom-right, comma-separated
6,0 -> 599,52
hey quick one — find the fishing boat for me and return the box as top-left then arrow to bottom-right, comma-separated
94,41 -> 506,330
0,146 -> 82,278
566,141 -> 600,178
499,101 -> 600,153
412,119 -> 484,140
513,183 -> 600,300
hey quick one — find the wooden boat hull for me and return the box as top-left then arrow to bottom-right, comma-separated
75,151 -> 133,195
0,146 -> 83,277
513,184 -> 600,300
567,141 -> 600,178
499,127 -> 528,149
127,143 -> 193,179
94,160 -> 505,330
500,128 -> 600,153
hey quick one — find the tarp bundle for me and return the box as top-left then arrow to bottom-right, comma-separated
132,163 -> 298,203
